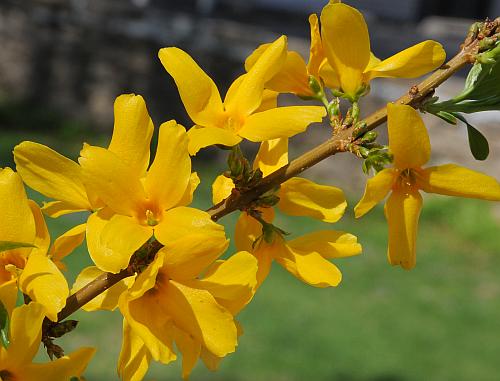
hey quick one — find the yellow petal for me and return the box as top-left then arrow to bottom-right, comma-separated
212,175 -> 235,205
318,59 -> 341,89
49,223 -> 86,265
177,172 -> 201,207
98,214 -> 152,273
28,199 -> 50,255
41,200 -> 88,218
385,188 -> 422,270
387,103 -> 430,169
189,251 -> 258,315
145,121 -> 191,210
108,94 -> 154,176
253,244 -> 274,288
354,168 -> 397,218
19,253 -> 69,321
154,206 -> 225,246
0,168 -> 35,244
71,266 -> 134,311
234,208 -> 275,252
255,90 -> 279,112
278,177 -> 346,222
253,138 -> 288,177
225,36 -> 287,117
287,230 -> 362,259
418,164 -> 500,200
307,13 -> 325,78
21,347 -> 95,381
275,244 -> 342,287
238,106 -> 325,142
321,3 -> 370,96
0,279 -> 18,316
266,51 -> 311,95
118,319 -> 152,381
162,233 -> 229,281
366,52 -> 382,71
163,280 -> 237,357
14,142 -> 92,210
365,41 -> 446,81
158,47 -> 224,126
7,302 -> 45,366
200,347 -> 223,372
172,326 -> 201,380
79,144 -> 147,216
187,126 -> 242,156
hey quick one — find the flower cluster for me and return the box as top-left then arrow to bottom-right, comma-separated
1,1 -> 500,381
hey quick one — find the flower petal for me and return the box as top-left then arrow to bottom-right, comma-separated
0,279 -> 18,316
163,280 -> 237,357
238,106 -> 325,142
118,319 -> 152,381
253,138 -> 288,177
212,175 -> 235,205
154,206 -> 225,246
7,302 -> 45,366
28,199 -> 50,255
49,223 -> 86,266
418,164 -> 500,200
307,13 -> 325,78
188,251 -> 258,315
278,177 -> 346,222
354,168 -> 397,218
162,233 -> 229,281
19,253 -> 69,321
14,142 -> 92,210
172,326 -> 201,380
318,60 -> 341,89
287,230 -> 362,259
145,121 -> 191,210
158,47 -> 224,126
0,168 -> 35,244
387,103 -> 430,169
365,40 -> 445,81
79,144 -> 147,216
41,200 -> 88,218
234,208 -> 275,253
385,188 -> 422,270
98,214 -> 152,273
226,36 -> 287,117
187,126 -> 242,156
177,172 -> 201,207
321,3 -> 370,95
108,94 -> 154,177
275,244 -> 342,287
72,266 -> 134,311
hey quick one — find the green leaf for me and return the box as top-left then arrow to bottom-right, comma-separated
0,241 -> 35,253
454,114 -> 490,161
0,301 -> 9,348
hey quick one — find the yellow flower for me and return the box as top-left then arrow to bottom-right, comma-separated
213,138 -> 362,287
117,249 -> 257,380
13,94 -> 153,218
0,168 -> 75,321
78,99 -> 224,274
158,36 -> 326,155
320,2 -> 446,98
244,14 -> 327,96
355,104 -> 500,269
0,284 -> 94,381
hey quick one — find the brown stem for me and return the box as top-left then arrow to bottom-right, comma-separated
53,38 -> 479,324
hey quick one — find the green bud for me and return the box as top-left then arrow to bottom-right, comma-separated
360,131 -> 378,143
358,146 -> 370,158
308,75 -> 322,95
330,89 -> 344,98
327,99 -> 340,117
479,37 -> 497,52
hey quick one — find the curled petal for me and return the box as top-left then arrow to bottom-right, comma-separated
118,320 -> 152,381
238,106 -> 325,142
253,138 -> 288,177
49,223 -> 87,267
187,126 -> 242,156
177,172 -> 201,207
279,177 -> 347,223
212,175 -> 234,205
354,168 -> 396,218
385,189 -> 423,270
307,13 -> 325,78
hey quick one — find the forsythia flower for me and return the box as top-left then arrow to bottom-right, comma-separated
213,138 -> 362,287
78,96 -> 224,274
0,281 -> 95,381
159,36 -> 326,155
319,2 -> 446,99
245,14 -> 326,96
354,103 -> 500,269
117,250 -> 258,380
0,168 -> 76,321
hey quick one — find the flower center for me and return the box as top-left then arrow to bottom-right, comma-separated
145,209 -> 159,226
395,168 -> 418,193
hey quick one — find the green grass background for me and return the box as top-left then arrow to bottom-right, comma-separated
26,164 -> 500,381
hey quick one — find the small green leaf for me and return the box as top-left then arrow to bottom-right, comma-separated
435,111 -> 457,125
0,241 -> 35,253
0,301 -> 9,348
455,114 -> 490,160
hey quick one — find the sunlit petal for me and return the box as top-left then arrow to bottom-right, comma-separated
187,126 -> 242,156
253,138 -> 288,177
287,230 -> 362,259
354,168 -> 397,217
212,175 -> 235,205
